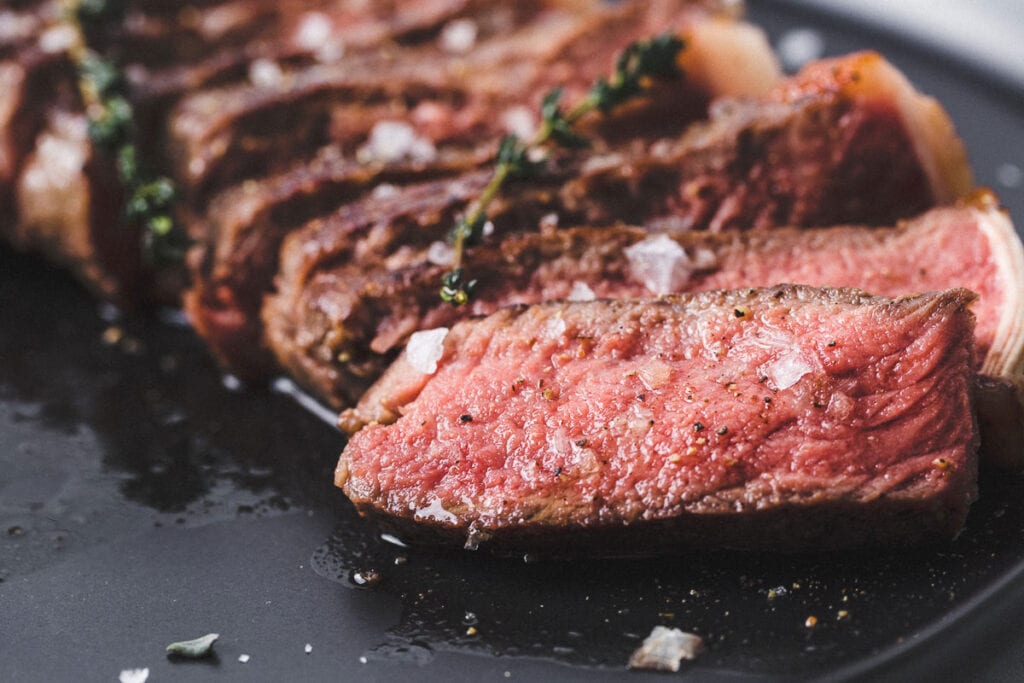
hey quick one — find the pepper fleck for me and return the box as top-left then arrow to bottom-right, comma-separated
827,340 -> 837,348
694,422 -> 705,432
716,426 -> 728,436
459,414 -> 473,423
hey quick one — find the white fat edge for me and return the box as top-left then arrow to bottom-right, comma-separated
405,327 -> 450,375
976,206 -> 1024,380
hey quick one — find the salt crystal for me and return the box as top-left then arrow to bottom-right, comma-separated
624,234 -> 693,295
119,668 -> 149,683
539,213 -> 559,230
426,241 -> 455,267
764,351 -> 814,390
502,105 -> 537,140
39,25 -> 76,53
295,12 -> 332,51
221,374 -> 243,392
0,12 -> 35,43
567,281 -> 596,302
777,28 -> 825,72
371,183 -> 399,200
238,654 -> 251,663
406,327 -> 449,375
545,316 -> 567,338
628,626 -> 704,672
249,59 -> 284,88
997,163 -> 1022,188
440,19 -> 478,54
293,12 -> 346,64
304,643 -> 313,654
358,121 -> 437,164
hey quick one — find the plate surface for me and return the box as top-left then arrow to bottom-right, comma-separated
3,2 -> 1024,681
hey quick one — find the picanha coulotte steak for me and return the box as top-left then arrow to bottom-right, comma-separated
338,286 -> 979,555
2,0 -> 1023,553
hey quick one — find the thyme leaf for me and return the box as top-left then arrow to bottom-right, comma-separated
64,0 -> 190,265
439,31 -> 685,305
166,633 -> 220,659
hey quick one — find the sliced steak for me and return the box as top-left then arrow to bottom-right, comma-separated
337,287 -> 979,555
270,196 -> 1022,411
265,51 -> 976,403
184,144 -> 489,375
166,0 -> 778,200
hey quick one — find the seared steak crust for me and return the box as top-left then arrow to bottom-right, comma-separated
338,287 -> 979,555
268,198 -> 1021,408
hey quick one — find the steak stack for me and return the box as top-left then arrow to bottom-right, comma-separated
2,1 -> 1022,552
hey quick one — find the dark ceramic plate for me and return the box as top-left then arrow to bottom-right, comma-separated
3,2 -> 1024,681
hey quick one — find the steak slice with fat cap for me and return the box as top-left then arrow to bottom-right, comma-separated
337,286 -> 979,555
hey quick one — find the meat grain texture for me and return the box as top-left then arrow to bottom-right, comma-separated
265,51 -> 977,405
338,286 -> 979,555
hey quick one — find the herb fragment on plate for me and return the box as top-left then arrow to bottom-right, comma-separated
165,632 -> 220,658
62,0 -> 190,265
439,32 -> 686,305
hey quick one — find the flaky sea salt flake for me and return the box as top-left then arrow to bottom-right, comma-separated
406,328 -> 449,375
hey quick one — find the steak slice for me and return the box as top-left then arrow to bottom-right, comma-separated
563,50 -> 973,230
272,195 -> 1023,412
337,287 -> 979,555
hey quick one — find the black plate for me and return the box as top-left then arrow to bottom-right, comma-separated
4,3 -> 1024,681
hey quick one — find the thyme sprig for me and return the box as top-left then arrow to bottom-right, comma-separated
440,32 -> 685,305
63,0 -> 189,265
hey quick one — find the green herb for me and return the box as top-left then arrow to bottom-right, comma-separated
64,0 -> 189,265
440,32 -> 685,305
166,633 -> 220,659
